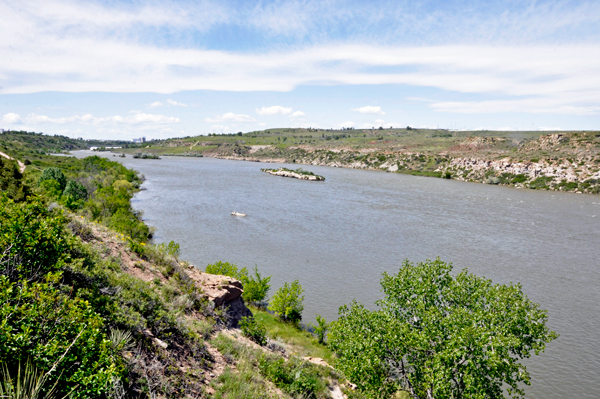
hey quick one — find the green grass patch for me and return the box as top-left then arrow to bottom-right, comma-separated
251,307 -> 334,364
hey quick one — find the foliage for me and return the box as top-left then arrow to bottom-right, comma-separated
309,315 -> 329,345
328,258 -> 559,399
258,355 -> 323,398
0,194 -> 121,398
242,266 -> 271,303
239,316 -> 267,346
252,308 -> 334,363
63,180 -> 87,201
206,261 -> 246,279
212,333 -> 331,399
38,167 -> 67,191
0,195 -> 69,282
0,158 -> 29,202
0,358 -> 66,399
206,262 -> 271,303
268,280 -> 304,323
156,240 -> 181,260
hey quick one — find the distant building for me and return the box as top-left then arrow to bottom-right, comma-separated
132,137 -> 146,143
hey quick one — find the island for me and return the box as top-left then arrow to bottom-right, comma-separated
261,167 -> 325,181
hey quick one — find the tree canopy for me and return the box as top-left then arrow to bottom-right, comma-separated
328,258 -> 558,399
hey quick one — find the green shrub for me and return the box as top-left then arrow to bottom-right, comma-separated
38,167 -> 67,191
239,316 -> 267,346
268,280 -> 304,323
0,158 -> 29,202
309,315 -> 328,345
258,355 -> 322,398
242,266 -> 271,303
63,180 -> 87,201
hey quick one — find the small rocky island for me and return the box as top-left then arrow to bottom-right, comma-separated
261,167 -> 325,181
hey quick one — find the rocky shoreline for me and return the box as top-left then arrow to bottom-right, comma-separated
204,133 -> 600,194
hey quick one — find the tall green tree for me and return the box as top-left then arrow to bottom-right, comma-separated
268,280 -> 304,323
328,258 -> 558,399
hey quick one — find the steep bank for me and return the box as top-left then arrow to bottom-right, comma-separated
207,132 -> 600,194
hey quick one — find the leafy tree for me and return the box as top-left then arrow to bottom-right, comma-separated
309,315 -> 328,345
328,258 -> 558,399
63,180 -> 87,202
0,158 -> 29,202
242,266 -> 271,303
38,167 -> 67,191
268,280 -> 304,323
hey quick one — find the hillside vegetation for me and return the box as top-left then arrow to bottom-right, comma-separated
0,131 -> 557,399
121,128 -> 600,194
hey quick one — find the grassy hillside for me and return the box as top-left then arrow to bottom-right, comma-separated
0,135 -> 358,399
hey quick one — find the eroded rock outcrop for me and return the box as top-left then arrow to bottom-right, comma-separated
184,266 -> 252,327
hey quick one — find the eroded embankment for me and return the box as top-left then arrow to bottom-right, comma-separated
207,133 -> 600,194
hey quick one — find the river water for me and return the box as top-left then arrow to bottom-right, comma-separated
75,151 -> 600,398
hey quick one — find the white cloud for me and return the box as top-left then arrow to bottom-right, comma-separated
258,122 -> 267,126
14,112 -> 180,126
352,106 -> 385,115
1,1 -> 600,117
166,99 -> 187,107
148,99 -> 187,108
205,112 -> 256,123
430,97 -> 600,115
256,106 -> 292,116
374,119 -> 385,126
210,125 -> 230,132
339,121 -> 355,128
290,111 -> 305,117
2,113 -> 21,123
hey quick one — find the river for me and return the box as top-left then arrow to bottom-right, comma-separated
75,151 -> 600,398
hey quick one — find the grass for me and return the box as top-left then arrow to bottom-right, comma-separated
250,307 -> 335,364
212,368 -> 276,399
211,333 -> 337,399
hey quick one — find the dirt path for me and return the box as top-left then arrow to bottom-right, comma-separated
0,151 -> 26,173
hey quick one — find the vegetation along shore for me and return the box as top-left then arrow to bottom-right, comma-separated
1,130 -> 558,398
115,127 -> 600,194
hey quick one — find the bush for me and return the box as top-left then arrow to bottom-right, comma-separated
0,158 -> 29,202
268,280 -> 304,323
63,180 -> 87,201
239,316 -> 267,346
309,315 -> 328,344
38,167 -> 67,191
258,355 -> 322,398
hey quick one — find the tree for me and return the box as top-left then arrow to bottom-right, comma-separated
38,168 -> 67,191
309,314 -> 328,345
328,258 -> 558,399
268,280 -> 304,323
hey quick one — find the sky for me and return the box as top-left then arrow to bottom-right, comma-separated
0,0 -> 599,140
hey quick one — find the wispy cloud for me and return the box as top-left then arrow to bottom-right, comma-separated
256,105 -> 292,115
352,106 -> 385,115
205,112 -> 256,123
2,111 -> 180,125
290,111 -> 305,117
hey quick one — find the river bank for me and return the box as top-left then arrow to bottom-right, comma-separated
120,129 -> 600,194
208,134 -> 600,194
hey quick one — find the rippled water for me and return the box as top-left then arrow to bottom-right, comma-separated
75,151 -> 600,398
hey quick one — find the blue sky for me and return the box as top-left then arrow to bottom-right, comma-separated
1,0 -> 599,140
